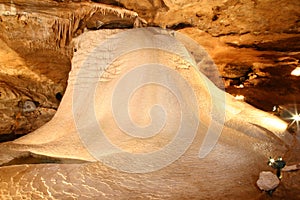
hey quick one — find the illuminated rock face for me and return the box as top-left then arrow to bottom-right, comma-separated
0,0 -> 299,136
0,28 -> 294,199
0,1 -> 299,198
0,28 -> 291,162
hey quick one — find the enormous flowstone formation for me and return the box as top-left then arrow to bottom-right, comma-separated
0,24 -> 294,199
0,0 -> 299,137
0,0 -> 299,199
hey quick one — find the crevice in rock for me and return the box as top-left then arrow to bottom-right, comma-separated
168,22 -> 193,30
211,14 -> 219,21
99,21 -> 134,29
226,36 -> 300,52
91,0 -> 125,8
225,42 -> 259,49
210,32 -> 239,37
159,0 -> 169,10
0,152 -> 88,167
55,92 -> 63,101
0,133 -> 26,143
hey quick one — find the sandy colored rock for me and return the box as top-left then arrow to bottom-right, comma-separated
282,164 -> 300,172
257,171 -> 280,191
0,28 -> 294,199
0,0 -> 299,198
0,0 -> 299,135
0,39 -> 60,137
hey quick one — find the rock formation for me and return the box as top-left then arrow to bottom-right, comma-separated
0,0 -> 299,199
256,171 -> 280,191
0,0 -> 299,137
0,27 -> 295,199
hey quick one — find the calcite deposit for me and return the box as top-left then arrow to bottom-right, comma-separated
0,0 -> 299,199
0,0 -> 299,136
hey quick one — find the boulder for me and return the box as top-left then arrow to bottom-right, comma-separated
257,171 -> 280,191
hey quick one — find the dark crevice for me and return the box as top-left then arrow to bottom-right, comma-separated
210,31 -> 250,37
211,32 -> 239,37
0,152 -> 88,167
55,92 -> 63,101
91,0 -> 125,8
160,0 -> 170,10
168,23 -> 193,30
226,42 -> 259,49
212,14 -> 219,21
98,22 -> 134,29
0,133 -> 26,143
226,36 -> 300,52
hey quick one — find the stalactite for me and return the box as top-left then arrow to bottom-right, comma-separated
51,2 -> 145,48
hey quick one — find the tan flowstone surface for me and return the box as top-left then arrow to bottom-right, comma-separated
0,28 -> 296,199
0,0 -> 299,199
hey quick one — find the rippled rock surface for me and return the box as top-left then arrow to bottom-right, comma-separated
0,28 -> 297,199
0,0 -> 299,199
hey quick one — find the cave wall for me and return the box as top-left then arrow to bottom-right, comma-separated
0,0 -> 299,137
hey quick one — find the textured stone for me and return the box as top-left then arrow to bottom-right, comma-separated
282,164 -> 300,172
0,1 -> 298,199
257,171 -> 280,191
0,38 -> 60,138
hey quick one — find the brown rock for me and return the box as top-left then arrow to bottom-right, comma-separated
257,171 -> 280,191
282,164 -> 300,172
